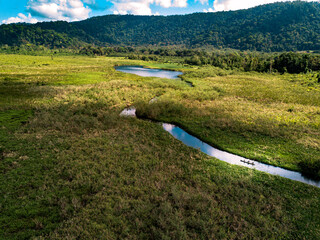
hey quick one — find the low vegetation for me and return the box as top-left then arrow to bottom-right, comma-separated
137,65 -> 320,177
0,54 -> 319,239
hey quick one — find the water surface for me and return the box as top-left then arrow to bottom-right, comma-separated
119,106 -> 320,187
115,66 -> 182,79
162,123 -> 320,188
120,107 -> 136,117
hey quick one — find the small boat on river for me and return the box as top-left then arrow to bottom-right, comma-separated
240,159 -> 255,165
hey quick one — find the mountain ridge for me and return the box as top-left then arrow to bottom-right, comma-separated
1,1 -> 320,51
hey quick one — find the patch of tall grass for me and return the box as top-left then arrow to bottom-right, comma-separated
0,54 -> 319,239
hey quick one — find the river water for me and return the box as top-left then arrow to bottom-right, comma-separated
162,123 -> 320,188
116,66 -> 320,188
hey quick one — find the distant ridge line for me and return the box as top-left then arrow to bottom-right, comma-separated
1,1 -> 320,51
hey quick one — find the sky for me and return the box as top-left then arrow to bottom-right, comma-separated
0,0 -> 318,24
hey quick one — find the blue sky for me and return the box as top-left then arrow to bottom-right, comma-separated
0,0 -> 317,24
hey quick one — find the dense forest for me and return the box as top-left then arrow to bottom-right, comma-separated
121,47 -> 320,74
1,1 -> 320,51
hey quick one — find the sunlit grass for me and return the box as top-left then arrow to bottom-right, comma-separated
0,54 -> 319,239
138,69 -> 320,174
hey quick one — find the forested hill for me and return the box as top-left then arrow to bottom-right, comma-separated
1,1 -> 320,51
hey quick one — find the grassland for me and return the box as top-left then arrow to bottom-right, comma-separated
0,54 -> 320,239
138,66 -> 320,177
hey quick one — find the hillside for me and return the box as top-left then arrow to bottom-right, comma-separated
1,1 -> 320,51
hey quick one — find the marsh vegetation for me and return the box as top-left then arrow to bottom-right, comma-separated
0,54 -> 319,239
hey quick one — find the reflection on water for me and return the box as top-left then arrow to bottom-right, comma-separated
120,107 -> 136,117
118,107 -> 320,188
115,66 -> 183,79
163,123 -> 320,188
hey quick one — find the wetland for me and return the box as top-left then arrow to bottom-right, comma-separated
1,54 -> 319,239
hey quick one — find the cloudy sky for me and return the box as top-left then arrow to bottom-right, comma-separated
0,0 -> 318,24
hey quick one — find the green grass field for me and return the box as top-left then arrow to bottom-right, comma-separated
138,66 -> 320,176
0,54 -> 319,239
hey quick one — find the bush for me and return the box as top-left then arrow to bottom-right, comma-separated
185,56 -> 202,66
298,159 -> 320,179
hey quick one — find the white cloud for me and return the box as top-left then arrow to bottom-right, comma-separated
112,0 -> 188,15
27,0 -> 91,21
2,13 -> 38,24
155,0 -> 172,8
172,0 -> 187,7
203,8 -> 214,13
213,0 -> 319,12
113,0 -> 153,15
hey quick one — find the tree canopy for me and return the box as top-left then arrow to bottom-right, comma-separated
1,1 -> 320,51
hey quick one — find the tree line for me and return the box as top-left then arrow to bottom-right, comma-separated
120,47 -> 320,74
2,43 -> 319,75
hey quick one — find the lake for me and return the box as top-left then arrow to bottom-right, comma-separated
115,65 -> 183,79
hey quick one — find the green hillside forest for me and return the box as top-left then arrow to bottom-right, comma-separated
1,1 -> 320,51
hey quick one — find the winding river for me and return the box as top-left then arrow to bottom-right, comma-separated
117,66 -> 320,188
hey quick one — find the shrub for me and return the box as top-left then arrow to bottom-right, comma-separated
298,159 -> 320,179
